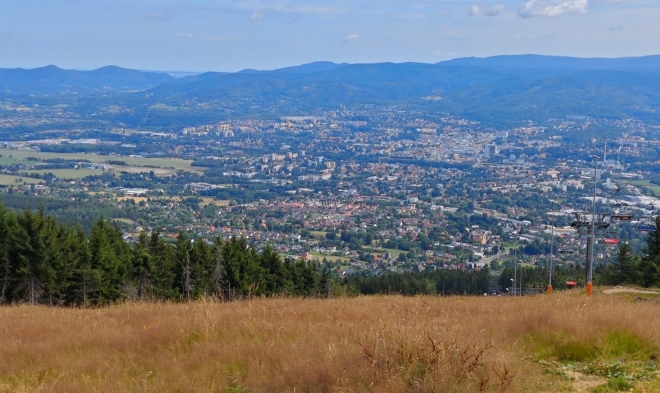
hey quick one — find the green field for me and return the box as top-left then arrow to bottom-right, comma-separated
0,149 -> 204,174
628,180 -> 660,194
310,251 -> 350,263
112,218 -> 135,225
0,156 -> 25,165
0,174 -> 43,185
363,246 -> 405,258
26,168 -> 109,179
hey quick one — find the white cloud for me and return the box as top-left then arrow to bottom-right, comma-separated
440,30 -> 457,37
518,0 -> 588,18
0,30 -> 9,36
468,4 -> 506,16
250,8 -> 278,21
484,4 -> 506,16
432,50 -> 455,57
343,33 -> 358,43
292,6 -> 349,15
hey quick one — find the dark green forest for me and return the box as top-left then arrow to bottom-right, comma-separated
595,217 -> 660,288
0,203 -> 330,306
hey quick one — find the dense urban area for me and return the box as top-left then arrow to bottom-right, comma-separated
2,100 -> 660,302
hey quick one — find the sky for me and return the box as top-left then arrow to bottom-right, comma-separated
0,0 -> 659,72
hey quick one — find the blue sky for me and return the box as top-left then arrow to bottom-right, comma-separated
0,0 -> 658,72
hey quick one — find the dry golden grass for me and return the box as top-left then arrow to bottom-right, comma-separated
1,290 -> 660,392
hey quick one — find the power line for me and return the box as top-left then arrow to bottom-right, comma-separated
613,151 -> 660,197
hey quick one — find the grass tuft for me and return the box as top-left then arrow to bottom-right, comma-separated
592,376 -> 634,392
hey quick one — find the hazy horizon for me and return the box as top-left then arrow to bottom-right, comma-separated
3,53 -> 660,75
1,0 -> 659,72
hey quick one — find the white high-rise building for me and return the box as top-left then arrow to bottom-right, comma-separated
484,144 -> 499,158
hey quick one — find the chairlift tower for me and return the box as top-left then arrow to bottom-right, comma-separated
547,200 -> 556,294
587,156 -> 599,297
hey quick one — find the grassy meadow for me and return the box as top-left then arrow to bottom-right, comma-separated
2,289 -> 660,392
0,174 -> 43,185
24,168 -> 104,179
627,180 -> 660,195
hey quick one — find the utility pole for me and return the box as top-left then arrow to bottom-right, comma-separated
548,200 -> 555,294
513,240 -> 517,296
519,258 -> 523,296
587,156 -> 599,297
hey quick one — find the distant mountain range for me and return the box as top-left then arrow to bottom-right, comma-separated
2,55 -> 660,126
0,65 -> 175,96
441,54 -> 660,72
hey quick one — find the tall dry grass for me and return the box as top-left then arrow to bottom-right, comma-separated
0,290 -> 659,392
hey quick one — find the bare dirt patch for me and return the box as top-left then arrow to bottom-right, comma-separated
565,370 -> 607,392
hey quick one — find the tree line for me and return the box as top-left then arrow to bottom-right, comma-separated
596,217 -> 660,287
347,269 -> 491,296
0,203 -> 331,306
11,204 -> 659,307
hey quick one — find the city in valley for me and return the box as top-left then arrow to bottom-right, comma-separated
3,0 -> 660,389
1,106 -> 658,290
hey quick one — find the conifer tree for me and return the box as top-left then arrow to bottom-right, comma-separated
132,232 -> 154,300
0,205 -> 12,303
12,209 -> 52,304
212,238 -> 226,298
640,217 -> 660,287
616,241 -> 639,285
148,229 -> 176,299
89,218 -> 131,303
174,232 -> 194,301
221,237 -> 263,297
190,239 -> 213,297
260,246 -> 286,295
69,227 -> 95,307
